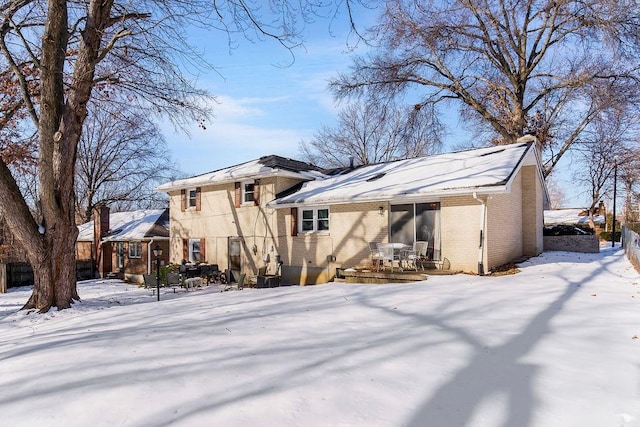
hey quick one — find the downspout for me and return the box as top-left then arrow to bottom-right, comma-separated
147,239 -> 155,275
472,192 -> 486,276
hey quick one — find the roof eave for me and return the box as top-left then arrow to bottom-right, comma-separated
156,169 -> 318,193
266,185 -> 510,209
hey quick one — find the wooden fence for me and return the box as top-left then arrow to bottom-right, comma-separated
0,260 -> 95,293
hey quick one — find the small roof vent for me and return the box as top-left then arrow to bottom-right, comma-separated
366,172 -> 386,182
480,148 -> 505,157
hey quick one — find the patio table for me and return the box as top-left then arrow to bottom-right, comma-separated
377,243 -> 409,271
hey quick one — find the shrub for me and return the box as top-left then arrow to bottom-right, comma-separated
600,231 -> 621,242
543,224 -> 594,236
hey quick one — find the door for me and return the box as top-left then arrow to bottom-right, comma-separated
390,202 -> 441,261
227,237 -> 242,282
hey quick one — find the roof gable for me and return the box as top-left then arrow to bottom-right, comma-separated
77,209 -> 169,242
156,155 -> 327,192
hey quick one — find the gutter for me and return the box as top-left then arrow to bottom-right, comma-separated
472,192 -> 487,276
147,239 -> 154,275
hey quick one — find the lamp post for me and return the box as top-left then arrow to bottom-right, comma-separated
611,159 -> 618,248
153,244 -> 163,301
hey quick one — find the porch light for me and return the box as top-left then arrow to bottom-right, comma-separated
153,245 -> 163,257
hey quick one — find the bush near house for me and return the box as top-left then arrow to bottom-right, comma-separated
543,224 -> 595,236
600,231 -> 621,242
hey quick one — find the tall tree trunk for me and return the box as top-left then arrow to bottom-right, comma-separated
5,0 -> 113,312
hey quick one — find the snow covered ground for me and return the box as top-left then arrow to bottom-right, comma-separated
1,247 -> 638,427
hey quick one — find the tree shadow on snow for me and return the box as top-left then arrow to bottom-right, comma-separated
398,253 -> 620,427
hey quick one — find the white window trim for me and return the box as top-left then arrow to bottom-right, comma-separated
128,241 -> 142,259
298,207 -> 330,233
187,188 -> 197,209
241,179 -> 255,205
188,238 -> 201,263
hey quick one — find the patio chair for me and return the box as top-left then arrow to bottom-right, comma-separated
166,271 -> 181,293
368,242 -> 384,271
200,264 -> 221,284
400,241 -> 429,271
413,241 -> 429,271
223,273 -> 246,292
143,274 -> 157,295
377,243 -> 398,272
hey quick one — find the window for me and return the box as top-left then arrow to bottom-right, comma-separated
188,239 -> 201,262
128,241 -> 142,259
300,207 -> 329,233
188,188 -> 197,208
242,181 -> 255,204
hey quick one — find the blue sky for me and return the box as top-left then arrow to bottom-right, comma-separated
161,9 -> 374,177
160,6 -> 589,207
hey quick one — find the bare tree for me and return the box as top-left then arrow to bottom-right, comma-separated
330,0 -> 640,177
544,174 -> 566,210
75,101 -> 178,224
573,111 -> 635,229
0,0 -> 356,312
299,99 -> 442,168
618,150 -> 640,224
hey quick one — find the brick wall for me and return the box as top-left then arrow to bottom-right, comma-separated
440,196 -> 482,273
521,165 -> 544,255
486,172 -> 523,270
168,177 -> 293,280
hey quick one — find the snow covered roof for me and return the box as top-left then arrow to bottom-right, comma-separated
77,209 -> 169,242
156,155 -> 327,192
544,209 -> 605,225
268,142 -> 544,208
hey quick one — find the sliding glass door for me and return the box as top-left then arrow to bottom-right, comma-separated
390,202 -> 441,261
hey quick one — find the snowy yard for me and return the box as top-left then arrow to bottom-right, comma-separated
1,247 -> 638,427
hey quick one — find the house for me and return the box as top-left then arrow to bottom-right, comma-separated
544,204 -> 606,230
157,140 -> 549,284
76,207 -> 170,283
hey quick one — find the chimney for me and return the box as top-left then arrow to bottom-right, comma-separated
93,205 -> 110,241
92,206 -> 110,278
517,133 -> 542,157
349,156 -> 354,169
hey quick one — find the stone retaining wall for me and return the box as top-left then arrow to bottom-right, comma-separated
543,235 -> 600,253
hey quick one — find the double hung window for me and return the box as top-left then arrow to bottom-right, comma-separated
242,181 -> 255,204
128,241 -> 142,259
189,239 -> 201,263
188,188 -> 197,208
300,207 -> 329,232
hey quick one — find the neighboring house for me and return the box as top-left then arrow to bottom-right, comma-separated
544,205 -> 606,230
76,207 -> 170,283
157,140 -> 549,284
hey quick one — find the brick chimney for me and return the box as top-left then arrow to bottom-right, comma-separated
93,205 -> 110,242
92,206 -> 110,277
